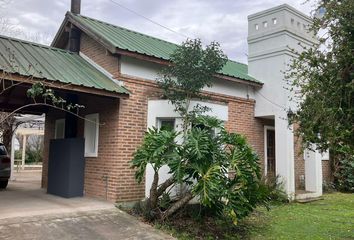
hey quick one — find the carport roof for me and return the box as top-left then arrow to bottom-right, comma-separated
0,35 -> 130,95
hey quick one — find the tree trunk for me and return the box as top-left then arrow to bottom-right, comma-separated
157,176 -> 175,197
162,191 -> 193,220
149,171 -> 159,209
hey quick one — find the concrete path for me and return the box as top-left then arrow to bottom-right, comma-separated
0,171 -> 114,219
0,209 -> 174,240
0,171 -> 175,240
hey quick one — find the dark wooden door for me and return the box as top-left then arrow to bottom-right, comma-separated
266,129 -> 276,177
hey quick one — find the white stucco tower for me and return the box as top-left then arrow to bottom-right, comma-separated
248,4 -> 321,198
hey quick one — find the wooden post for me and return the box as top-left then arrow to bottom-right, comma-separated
10,130 -> 15,180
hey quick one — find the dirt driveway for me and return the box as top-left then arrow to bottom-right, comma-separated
0,171 -> 174,240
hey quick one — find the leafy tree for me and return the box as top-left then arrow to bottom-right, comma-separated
287,0 -> 354,191
157,39 -> 227,134
132,39 -> 269,222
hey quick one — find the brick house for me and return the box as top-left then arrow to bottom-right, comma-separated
1,1 -> 331,202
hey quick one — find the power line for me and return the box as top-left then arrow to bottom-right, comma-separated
108,0 -> 190,39
255,91 -> 287,110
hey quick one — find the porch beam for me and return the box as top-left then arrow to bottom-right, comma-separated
1,72 -> 128,99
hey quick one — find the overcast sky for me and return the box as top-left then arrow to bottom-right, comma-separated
0,0 -> 316,63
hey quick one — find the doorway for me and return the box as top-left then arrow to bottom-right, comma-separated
265,127 -> 276,178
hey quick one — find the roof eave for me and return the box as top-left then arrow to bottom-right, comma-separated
51,14 -> 70,48
2,71 -> 129,99
215,74 -> 263,88
66,12 -> 117,53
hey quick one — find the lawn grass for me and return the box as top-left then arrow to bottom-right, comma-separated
250,193 -> 354,240
156,193 -> 354,240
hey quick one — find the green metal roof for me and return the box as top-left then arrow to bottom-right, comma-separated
67,12 -> 261,84
0,35 -> 129,95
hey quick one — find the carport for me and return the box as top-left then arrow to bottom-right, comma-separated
0,170 -> 114,220
0,35 -> 129,213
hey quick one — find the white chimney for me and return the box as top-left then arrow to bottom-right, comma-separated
247,4 -> 318,197
247,4 -> 316,117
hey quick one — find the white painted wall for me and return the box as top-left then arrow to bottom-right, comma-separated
304,147 -> 323,196
248,4 -> 319,196
145,100 -> 228,198
120,56 -> 254,100
121,56 -> 162,81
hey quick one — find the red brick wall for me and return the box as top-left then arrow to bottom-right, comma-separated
294,127 -> 305,190
42,96 -> 121,201
80,33 -> 119,76
322,160 -> 332,183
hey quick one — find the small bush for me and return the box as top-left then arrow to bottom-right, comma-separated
322,180 -> 336,193
259,175 -> 288,204
334,155 -> 354,193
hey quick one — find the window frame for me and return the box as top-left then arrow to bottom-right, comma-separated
156,118 -> 176,131
84,113 -> 99,158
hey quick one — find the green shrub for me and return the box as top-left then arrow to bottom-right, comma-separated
14,150 -> 22,159
334,154 -> 354,193
259,176 -> 288,204
132,116 -> 269,223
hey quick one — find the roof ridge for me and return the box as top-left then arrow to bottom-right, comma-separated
0,34 -> 75,54
68,12 -> 248,67
69,12 -> 179,47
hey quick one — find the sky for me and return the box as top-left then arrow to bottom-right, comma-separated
0,0 -> 316,63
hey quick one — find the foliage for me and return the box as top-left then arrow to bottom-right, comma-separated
334,154 -> 354,192
132,116 -> 268,223
286,0 -> 354,191
25,135 -> 44,164
155,193 -> 354,240
157,39 -> 227,131
14,149 -> 21,159
0,113 -> 19,152
27,82 -> 85,113
259,176 -> 288,204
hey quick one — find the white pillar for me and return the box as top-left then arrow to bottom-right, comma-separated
21,135 -> 27,170
10,131 -> 15,180
304,147 -> 323,195
275,113 -> 295,198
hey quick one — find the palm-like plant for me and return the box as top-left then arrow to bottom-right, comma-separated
132,116 -> 268,223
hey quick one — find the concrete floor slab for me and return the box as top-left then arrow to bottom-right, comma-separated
0,171 -> 114,220
0,171 -> 174,239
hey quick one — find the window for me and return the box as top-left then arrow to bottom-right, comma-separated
55,119 -> 65,139
272,18 -> 277,25
157,118 -> 175,131
84,113 -> 99,157
255,24 -> 259,30
263,21 -> 268,28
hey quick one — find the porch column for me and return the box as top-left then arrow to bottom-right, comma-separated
21,134 -> 27,170
10,131 -> 15,180
275,114 -> 295,198
304,147 -> 323,195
